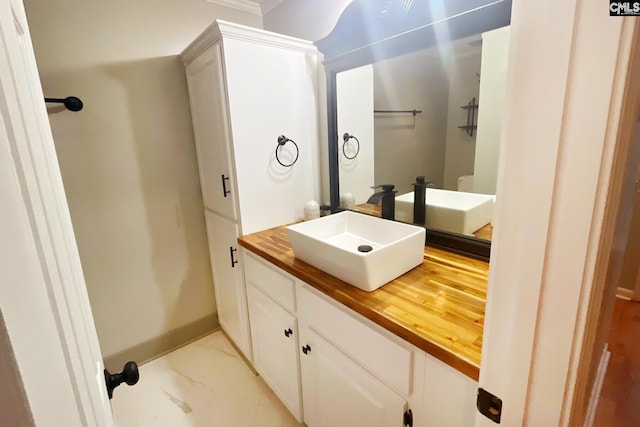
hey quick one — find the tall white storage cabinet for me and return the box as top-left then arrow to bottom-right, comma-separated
182,21 -> 321,360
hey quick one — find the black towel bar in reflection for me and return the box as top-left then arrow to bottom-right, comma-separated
374,109 -> 422,117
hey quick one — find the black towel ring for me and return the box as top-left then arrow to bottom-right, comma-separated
342,133 -> 360,160
275,135 -> 299,167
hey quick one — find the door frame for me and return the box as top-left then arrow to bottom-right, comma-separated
0,0 -> 113,425
634,250 -> 640,301
477,1 -> 640,426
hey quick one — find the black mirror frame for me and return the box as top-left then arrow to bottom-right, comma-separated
315,0 -> 512,261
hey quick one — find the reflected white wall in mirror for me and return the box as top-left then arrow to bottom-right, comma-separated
373,47 -> 449,195
474,26 -> 511,195
337,64 -> 374,205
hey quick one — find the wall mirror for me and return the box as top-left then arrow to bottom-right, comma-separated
315,0 -> 512,260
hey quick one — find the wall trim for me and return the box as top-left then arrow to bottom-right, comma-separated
205,0 -> 262,16
181,19 -> 317,65
103,314 -> 219,372
583,345 -> 611,427
617,287 -> 634,300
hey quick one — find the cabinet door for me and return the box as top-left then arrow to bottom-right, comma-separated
185,45 -> 238,220
422,355 -> 477,427
299,327 -> 408,427
247,284 -> 302,422
204,211 -> 250,358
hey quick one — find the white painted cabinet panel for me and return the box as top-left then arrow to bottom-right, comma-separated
185,45 -> 238,221
222,36 -> 320,234
422,355 -> 477,427
204,211 -> 250,359
299,326 -> 408,427
246,284 -> 302,422
183,21 -> 321,363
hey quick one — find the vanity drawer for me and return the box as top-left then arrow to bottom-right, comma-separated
243,250 -> 296,312
298,285 -> 413,397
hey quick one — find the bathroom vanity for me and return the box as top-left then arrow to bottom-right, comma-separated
238,225 -> 489,427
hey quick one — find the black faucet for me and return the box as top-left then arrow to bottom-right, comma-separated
412,176 -> 436,225
367,184 -> 397,220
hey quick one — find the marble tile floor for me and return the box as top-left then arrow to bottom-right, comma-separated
112,331 -> 303,427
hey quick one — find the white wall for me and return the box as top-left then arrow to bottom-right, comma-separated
442,51 -> 482,190
23,0 -> 262,358
263,0 -> 353,205
473,26 -> 511,195
337,65 -> 375,205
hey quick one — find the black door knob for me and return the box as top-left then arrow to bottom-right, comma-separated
104,361 -> 139,399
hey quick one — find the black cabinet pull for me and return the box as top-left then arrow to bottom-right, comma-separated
221,174 -> 231,197
229,246 -> 238,268
302,344 -> 311,354
284,328 -> 293,338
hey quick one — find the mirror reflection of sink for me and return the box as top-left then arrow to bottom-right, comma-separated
395,189 -> 494,236
286,211 -> 425,292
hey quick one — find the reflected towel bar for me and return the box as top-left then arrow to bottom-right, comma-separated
374,109 -> 422,117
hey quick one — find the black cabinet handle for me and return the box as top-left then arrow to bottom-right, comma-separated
221,174 -> 231,197
229,246 -> 238,268
284,328 -> 293,338
302,344 -> 311,354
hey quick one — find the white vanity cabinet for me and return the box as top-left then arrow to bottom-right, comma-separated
244,252 -> 302,422
242,248 -> 481,427
243,250 -> 419,427
181,21 -> 320,360
298,285 -> 413,427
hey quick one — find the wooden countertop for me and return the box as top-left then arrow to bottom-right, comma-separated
238,225 -> 489,380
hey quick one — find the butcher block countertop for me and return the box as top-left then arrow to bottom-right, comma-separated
238,225 -> 489,380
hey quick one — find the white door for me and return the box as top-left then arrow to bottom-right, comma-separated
299,327 -> 407,427
246,284 -> 302,421
0,0 -> 113,424
185,45 -> 239,221
477,1 -> 638,426
204,210 -> 251,359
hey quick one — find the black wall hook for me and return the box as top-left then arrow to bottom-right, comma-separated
44,96 -> 84,112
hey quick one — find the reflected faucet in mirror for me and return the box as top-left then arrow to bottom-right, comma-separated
367,184 -> 397,220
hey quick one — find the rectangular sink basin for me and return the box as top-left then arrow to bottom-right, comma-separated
286,211 -> 425,292
395,189 -> 494,236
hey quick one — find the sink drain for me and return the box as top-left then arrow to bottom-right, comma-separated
357,245 -> 373,253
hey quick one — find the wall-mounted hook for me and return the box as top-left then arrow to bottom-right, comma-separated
44,96 -> 84,112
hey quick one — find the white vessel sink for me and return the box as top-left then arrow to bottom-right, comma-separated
286,211 -> 425,292
395,189 -> 494,236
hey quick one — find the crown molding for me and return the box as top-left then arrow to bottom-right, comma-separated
205,0 -> 262,16
181,20 -> 317,65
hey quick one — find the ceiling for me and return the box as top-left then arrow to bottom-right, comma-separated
206,0 -> 286,15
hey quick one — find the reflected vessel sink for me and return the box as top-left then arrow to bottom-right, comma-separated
395,189 -> 494,236
286,211 -> 425,292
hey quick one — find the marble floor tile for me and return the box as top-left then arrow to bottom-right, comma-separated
111,331 -> 303,427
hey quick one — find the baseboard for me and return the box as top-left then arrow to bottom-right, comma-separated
583,345 -> 610,427
103,314 -> 219,372
616,287 -> 634,300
